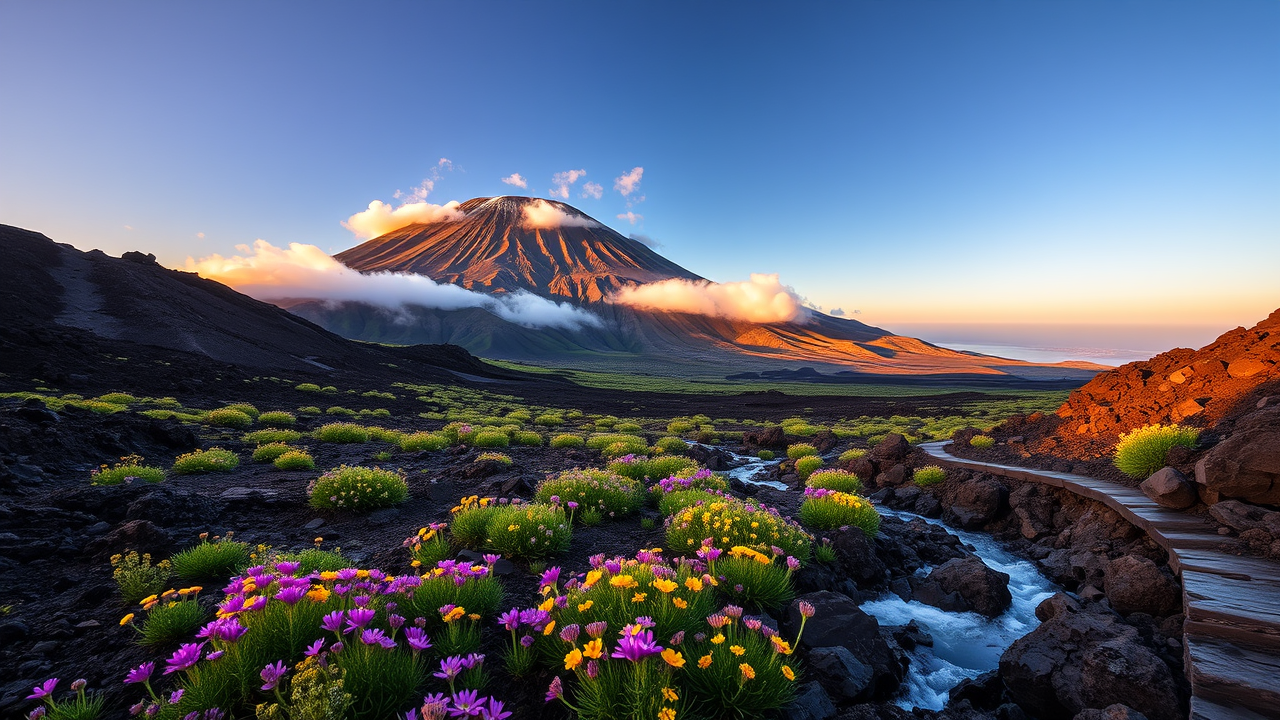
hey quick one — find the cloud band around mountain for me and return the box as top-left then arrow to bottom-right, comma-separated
609,273 -> 808,324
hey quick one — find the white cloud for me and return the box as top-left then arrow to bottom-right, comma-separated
396,178 -> 435,203
617,211 -> 643,225
628,233 -> 661,249
437,157 -> 453,170
610,273 -> 808,324
614,167 -> 644,196
342,199 -> 465,239
522,199 -> 599,230
829,307 -> 845,317
185,239 -> 601,330
124,225 -> 134,230
501,173 -> 528,189
550,169 -> 587,199
196,232 -> 205,239
581,182 -> 603,199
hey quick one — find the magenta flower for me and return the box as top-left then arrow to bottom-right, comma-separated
405,627 -> 432,652
798,600 -> 816,618
545,676 -> 564,703
611,629 -> 662,661
567,501 -> 579,510
479,697 -> 512,720
26,678 -> 58,700
304,638 -> 326,657
585,621 -> 608,638
787,556 -> 800,571
434,655 -> 466,682
27,707 -> 47,720
168,689 -> 184,704
539,567 -> 561,589
497,608 -> 520,631
345,608 -> 376,633
163,643 -> 205,674
275,561 -> 301,575
604,559 -> 622,573
260,660 -> 287,691
244,596 -> 268,612
123,662 -> 155,685
585,659 -> 599,679
206,650 -> 225,661
389,614 -> 405,631
448,689 -> 482,717
274,586 -> 307,605
420,693 -> 449,719
483,554 -> 500,565
559,624 -> 580,643
361,628 -> 396,649
461,653 -> 485,670
320,610 -> 345,633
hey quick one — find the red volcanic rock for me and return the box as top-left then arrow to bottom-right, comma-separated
1139,467 -> 1197,509
1103,555 -> 1180,617
1195,416 -> 1280,505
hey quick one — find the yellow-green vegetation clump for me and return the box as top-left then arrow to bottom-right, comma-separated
308,465 -> 408,511
257,410 -> 297,426
273,449 -> 315,470
172,448 -> 240,474
535,468 -> 645,518
549,433 -> 585,449
399,431 -> 450,452
449,495 -> 572,559
242,428 -> 302,445
795,455 -> 823,480
205,408 -> 253,429
314,422 -> 370,443
786,443 -> 818,459
251,442 -> 295,463
1113,424 -> 1199,478
800,488 -> 881,536
913,465 -> 946,486
666,494 -> 811,561
838,448 -> 866,463
91,454 -> 166,485
806,469 -> 861,494
969,435 -> 995,449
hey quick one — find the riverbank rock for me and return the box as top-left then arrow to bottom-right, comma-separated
1103,556 -> 1180,617
998,593 -> 1182,720
911,556 -> 1012,618
1139,467 -> 1197,509
743,426 -> 786,450
946,477 -> 1007,528
783,592 -> 904,699
1194,420 -> 1280,506
870,433 -> 909,465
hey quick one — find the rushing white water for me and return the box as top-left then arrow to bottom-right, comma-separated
863,508 -> 1058,710
706,444 -> 1059,711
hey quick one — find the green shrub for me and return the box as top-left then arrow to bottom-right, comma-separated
242,428 -> 302,445
615,422 -> 644,433
205,408 -> 253,429
806,469 -> 862,493
171,537 -> 251,581
321,385 -> 338,393
594,416 -> 618,430
399,431 -> 450,451
533,413 -> 563,426
250,443 -> 293,463
549,433 -> 585,449
484,503 -> 571,559
716,546 -> 798,610
273,449 -> 315,471
654,436 -> 688,454
657,489 -> 722,517
586,433 -> 645,449
814,540 -> 837,564
222,403 -> 260,419
295,382 -> 323,392
138,594 -> 208,646
257,411 -> 297,427
535,469 -> 644,518
787,443 -> 818,459
297,405 -> 322,415
472,430 -> 510,448
450,497 -> 499,548
667,419 -> 696,434
325,405 -> 357,416
361,390 -> 396,400
314,422 -> 370,443
111,551 -> 171,604
758,449 -> 776,461
358,408 -> 392,418
281,547 -> 348,573
608,455 -> 699,483
969,435 -> 995,449
95,392 -> 137,405
366,426 -> 404,444
1114,424 -> 1200,478
476,451 -> 513,467
799,488 -> 881,535
91,454 -> 166,485
838,448 -> 866,463
512,430 -> 543,446
913,465 -> 946,486
667,495 -> 811,561
309,465 -> 408,511
172,448 -> 239,474
795,455 -> 823,480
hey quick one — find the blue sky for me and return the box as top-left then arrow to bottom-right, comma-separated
1,1 -> 1277,353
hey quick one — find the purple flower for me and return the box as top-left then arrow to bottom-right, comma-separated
304,638 -> 326,657
353,594 -> 371,608
336,568 -> 359,581
482,554 -> 500,565
26,678 -> 57,701
389,614 -> 405,631
787,556 -> 800,571
545,676 -> 564,703
434,655 -> 465,682
275,586 -> 307,605
497,608 -> 520,631
244,596 -> 268,612
260,660 -> 287,691
559,624 -> 580,643
275,561 -> 301,575
634,616 -> 655,629
130,703 -> 145,716
585,621 -> 608,638
670,630 -> 685,645
723,604 -> 744,618
124,662 -> 155,685
460,653 -> 485,670
519,635 -> 534,647
448,689 -> 482,717
361,628 -> 396,649
345,608 -> 376,633
604,560 -> 622,573
479,697 -> 512,720
146,705 -> 160,718
405,627 -> 433,652
203,708 -> 226,720
567,501 -> 579,510
539,567 -> 561,589
168,689 -> 184,704
183,713 -> 199,720
163,643 -> 205,674
206,650 -> 224,661
320,610 -> 345,633
198,618 -> 248,643
27,707 -> 47,720
549,495 -> 561,504
420,693 -> 449,720
611,629 -> 662,661
585,659 -> 599,679
330,642 -> 344,653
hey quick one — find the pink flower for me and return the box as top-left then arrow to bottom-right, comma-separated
26,678 -> 58,700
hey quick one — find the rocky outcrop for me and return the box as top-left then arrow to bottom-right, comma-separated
783,592 -> 905,701
1139,467 -> 1197,509
998,593 -> 1183,720
911,556 -> 1012,618
1194,410 -> 1280,505
945,477 -> 1006,528
1103,555 -> 1180,617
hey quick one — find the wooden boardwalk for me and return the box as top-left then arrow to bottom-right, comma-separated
918,441 -> 1280,720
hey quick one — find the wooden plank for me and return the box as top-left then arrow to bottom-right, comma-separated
1176,550 -> 1280,583
1190,697 -> 1274,720
1186,634 -> 1280,715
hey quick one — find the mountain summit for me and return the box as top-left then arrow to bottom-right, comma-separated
336,196 -> 698,303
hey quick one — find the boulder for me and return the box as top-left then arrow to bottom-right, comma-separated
87,519 -> 173,560
686,443 -> 734,471
743,426 -> 786,449
806,646 -> 875,703
782,591 -> 904,699
1195,428 -> 1280,505
1227,357 -> 1269,379
911,556 -> 1012,618
1009,484 -> 1057,540
1207,499 -> 1271,533
1073,706 -> 1149,720
999,593 -> 1182,720
782,681 -> 836,720
876,464 -> 908,487
869,433 -> 909,465
947,478 -> 1007,529
1103,556 -> 1180,617
847,457 -> 877,481
830,526 -> 888,590
1139,468 -> 1197,509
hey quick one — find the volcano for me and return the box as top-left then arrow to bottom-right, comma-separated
285,197 -> 1104,382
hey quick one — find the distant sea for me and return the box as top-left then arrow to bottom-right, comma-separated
888,323 -> 1231,367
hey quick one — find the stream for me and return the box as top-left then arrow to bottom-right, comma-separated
722,448 -> 1060,711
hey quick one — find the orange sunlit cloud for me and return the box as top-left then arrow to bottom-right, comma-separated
610,273 -> 808,324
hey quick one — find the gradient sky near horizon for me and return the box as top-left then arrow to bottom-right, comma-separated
1,2 -> 1277,362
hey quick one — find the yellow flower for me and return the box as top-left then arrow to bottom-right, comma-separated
698,654 -> 713,669
468,613 -> 480,621
740,663 -> 755,680
539,598 -> 555,612
658,709 -> 676,720
770,636 -> 793,655
306,586 -> 331,603
661,648 -> 685,668
710,633 -> 725,645
139,594 -> 158,606
631,592 -> 648,603
411,560 -> 422,567
319,571 -> 338,582
651,578 -> 678,594
781,665 -> 796,681
729,645 -> 745,656
583,638 -> 604,659
442,607 -> 466,623
610,575 -> 638,589
564,648 -> 583,670
584,570 -> 603,588
578,600 -> 594,612
662,687 -> 679,702
684,577 -> 703,592
672,597 -> 688,609
119,613 -> 134,626
544,620 -> 557,636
